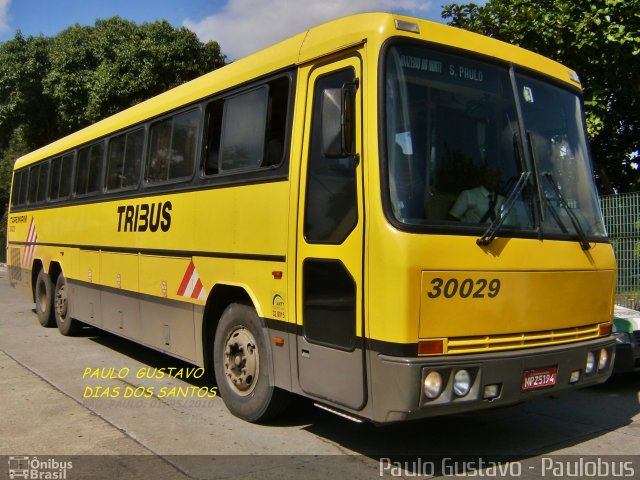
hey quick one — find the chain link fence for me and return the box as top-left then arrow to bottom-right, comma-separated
601,192 -> 640,310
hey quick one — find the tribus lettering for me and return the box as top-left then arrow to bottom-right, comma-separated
117,201 -> 172,232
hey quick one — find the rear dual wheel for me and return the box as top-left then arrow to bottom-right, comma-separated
53,274 -> 82,336
35,270 -> 55,327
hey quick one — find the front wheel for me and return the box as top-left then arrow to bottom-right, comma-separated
54,274 -> 82,336
213,303 -> 289,422
35,270 -> 55,327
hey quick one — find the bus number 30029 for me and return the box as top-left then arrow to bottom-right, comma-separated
427,278 -> 501,299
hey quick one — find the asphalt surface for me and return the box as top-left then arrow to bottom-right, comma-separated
1,265 -> 639,479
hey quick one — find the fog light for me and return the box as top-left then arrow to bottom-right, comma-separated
483,384 -> 500,400
569,370 -> 581,384
585,352 -> 595,374
453,369 -> 471,397
423,371 -> 443,399
598,348 -> 609,370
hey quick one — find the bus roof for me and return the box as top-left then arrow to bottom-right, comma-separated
14,12 -> 579,170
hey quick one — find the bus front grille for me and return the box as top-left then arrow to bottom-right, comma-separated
445,323 -> 602,354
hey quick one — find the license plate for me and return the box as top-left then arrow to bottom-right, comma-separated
522,367 -> 557,391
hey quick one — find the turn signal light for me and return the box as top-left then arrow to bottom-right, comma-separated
598,323 -> 612,336
418,339 -> 444,355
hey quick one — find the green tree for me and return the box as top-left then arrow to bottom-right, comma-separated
0,33 -> 56,153
0,17 -> 226,227
442,0 -> 640,193
45,18 -> 226,136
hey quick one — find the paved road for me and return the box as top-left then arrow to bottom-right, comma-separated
1,266 -> 639,479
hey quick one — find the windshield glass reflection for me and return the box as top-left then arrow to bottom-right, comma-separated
384,44 -> 606,240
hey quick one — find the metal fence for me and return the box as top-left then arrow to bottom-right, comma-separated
601,192 -> 640,309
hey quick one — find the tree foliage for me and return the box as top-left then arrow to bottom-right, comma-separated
0,17 -> 226,225
442,0 -> 640,193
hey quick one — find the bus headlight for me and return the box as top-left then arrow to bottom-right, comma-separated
453,369 -> 471,397
585,352 -> 595,374
423,371 -> 443,399
598,348 -> 609,370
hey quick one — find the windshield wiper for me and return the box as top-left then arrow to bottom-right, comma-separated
540,171 -> 591,250
477,171 -> 531,247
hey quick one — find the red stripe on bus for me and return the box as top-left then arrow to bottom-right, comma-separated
177,260 -> 195,296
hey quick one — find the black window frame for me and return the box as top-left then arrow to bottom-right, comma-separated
74,140 -> 106,198
105,126 -> 146,193
144,106 -> 202,187
200,72 -> 294,181
48,152 -> 75,203
8,69 -> 297,213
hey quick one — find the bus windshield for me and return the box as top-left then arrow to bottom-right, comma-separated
384,43 -> 606,240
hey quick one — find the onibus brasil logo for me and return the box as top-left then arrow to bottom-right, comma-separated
8,456 -> 73,479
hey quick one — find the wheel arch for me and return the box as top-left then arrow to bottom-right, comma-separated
30,259 -> 44,302
202,283 -> 258,374
47,261 -> 63,285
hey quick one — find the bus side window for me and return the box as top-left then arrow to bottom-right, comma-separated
11,170 -> 24,207
19,170 -> 29,205
106,128 -> 143,191
28,162 -> 49,205
122,129 -> 144,188
147,109 -> 199,183
219,86 -> 268,172
106,135 -> 126,190
49,156 -> 62,200
203,100 -> 223,175
75,142 -> 104,196
58,153 -> 74,199
263,77 -> 290,167
27,166 -> 38,204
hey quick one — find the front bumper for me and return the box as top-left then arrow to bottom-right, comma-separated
368,336 -> 615,423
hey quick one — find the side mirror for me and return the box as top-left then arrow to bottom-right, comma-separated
321,80 -> 358,158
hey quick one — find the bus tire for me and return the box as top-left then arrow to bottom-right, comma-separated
213,303 -> 289,422
54,274 -> 82,336
35,270 -> 56,327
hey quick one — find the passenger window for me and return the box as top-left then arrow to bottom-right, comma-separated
28,162 -> 50,204
107,128 -> 144,190
18,170 -> 29,205
11,171 -> 22,207
202,76 -> 290,175
75,142 -> 104,195
49,153 -> 74,201
49,156 -> 62,200
221,86 -> 268,171
147,109 -> 199,183
28,167 -> 38,204
203,101 -> 223,175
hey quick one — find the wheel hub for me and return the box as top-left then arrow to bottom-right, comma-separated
55,284 -> 67,322
223,327 -> 259,396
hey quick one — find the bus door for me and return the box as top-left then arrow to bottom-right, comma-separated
295,57 -> 366,410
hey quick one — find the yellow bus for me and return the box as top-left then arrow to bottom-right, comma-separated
6,12 -> 616,423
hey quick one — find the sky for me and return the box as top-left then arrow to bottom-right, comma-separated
0,0 -> 474,60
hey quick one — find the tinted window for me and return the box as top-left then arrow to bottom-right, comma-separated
49,153 -> 74,201
203,100 -> 223,175
203,76 -> 290,175
304,68 -> 358,243
18,170 -> 29,205
147,109 -> 199,183
27,163 -> 49,204
221,87 -> 268,171
303,260 -> 356,350
11,171 -> 23,207
107,128 -> 144,191
75,142 -> 104,195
